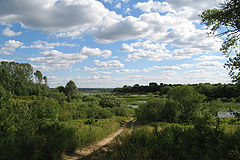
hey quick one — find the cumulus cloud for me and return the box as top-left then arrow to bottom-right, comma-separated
0,58 -> 14,62
93,71 -> 112,75
0,0 -> 117,37
92,16 -> 150,43
135,0 -> 174,13
115,2 -> 121,9
196,61 -> 223,69
143,65 -> 181,72
94,59 -> 124,69
166,0 -> 217,12
2,27 -> 21,37
0,0 -> 222,48
135,0 -> 217,21
88,75 -> 111,80
114,69 -> 139,73
173,48 -> 203,56
83,66 -> 98,71
122,40 -> 175,61
195,55 -> 225,61
0,40 -> 23,55
22,40 -> 78,50
28,50 -> 88,71
80,46 -> 112,58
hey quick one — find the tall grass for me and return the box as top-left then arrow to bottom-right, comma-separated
64,117 -> 127,148
84,120 -> 240,160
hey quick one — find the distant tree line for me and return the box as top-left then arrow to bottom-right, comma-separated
114,82 -> 240,101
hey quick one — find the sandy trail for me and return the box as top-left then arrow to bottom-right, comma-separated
62,118 -> 133,160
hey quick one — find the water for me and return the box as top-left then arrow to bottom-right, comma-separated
127,105 -> 138,108
83,93 -> 98,95
137,100 -> 146,103
218,110 -> 239,118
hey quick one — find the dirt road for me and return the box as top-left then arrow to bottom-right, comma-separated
62,118 -> 133,160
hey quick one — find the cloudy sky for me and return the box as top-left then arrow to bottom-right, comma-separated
0,0 -> 232,88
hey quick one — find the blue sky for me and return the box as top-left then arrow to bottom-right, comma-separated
0,0 -> 232,88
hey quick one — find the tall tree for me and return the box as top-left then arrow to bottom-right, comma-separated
200,0 -> 240,54
34,70 -> 43,84
43,76 -> 47,86
200,0 -> 240,82
64,80 -> 78,96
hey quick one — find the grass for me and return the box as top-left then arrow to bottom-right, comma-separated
81,118 -> 240,160
64,116 -> 128,148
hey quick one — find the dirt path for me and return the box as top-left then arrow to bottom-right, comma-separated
62,118 -> 133,160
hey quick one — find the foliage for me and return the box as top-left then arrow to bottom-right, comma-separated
89,121 -> 240,160
115,82 -> 240,101
0,98 -> 78,160
0,61 -> 48,96
136,86 -> 206,123
225,54 -> 240,83
64,80 -> 78,97
200,0 -> 240,54
34,70 -> 43,84
200,0 -> 240,82
167,86 -> 206,122
65,117 -> 124,148
0,61 -> 133,160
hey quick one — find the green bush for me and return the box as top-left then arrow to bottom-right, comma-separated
0,98 -> 78,160
93,122 -> 240,160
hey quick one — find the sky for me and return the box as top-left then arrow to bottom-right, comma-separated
0,0 -> 232,88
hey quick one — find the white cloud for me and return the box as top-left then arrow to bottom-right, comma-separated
0,58 -> 14,62
196,61 -> 223,69
0,0 -> 118,37
195,55 -> 225,61
93,71 -> 112,74
135,0 -> 174,13
0,40 -> 23,55
80,46 -> 112,58
114,69 -> 139,73
112,56 -> 118,59
88,75 -> 111,80
94,59 -> 124,69
120,43 -> 137,52
143,65 -> 181,72
125,8 -> 131,14
115,2 -> 121,9
166,0 -> 217,12
22,40 -> 78,50
160,70 -> 177,75
123,40 -> 173,61
178,63 -> 194,68
173,48 -> 203,56
2,27 -> 21,37
28,50 -> 88,71
83,66 -> 97,71
92,16 -> 150,43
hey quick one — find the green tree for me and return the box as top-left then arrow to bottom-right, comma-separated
200,0 -> 240,54
43,76 -> 47,86
200,0 -> 240,82
167,86 -> 206,122
34,70 -> 43,84
64,80 -> 78,97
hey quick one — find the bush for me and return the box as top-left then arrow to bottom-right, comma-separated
167,86 -> 205,122
93,122 -> 240,160
0,98 -> 78,160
